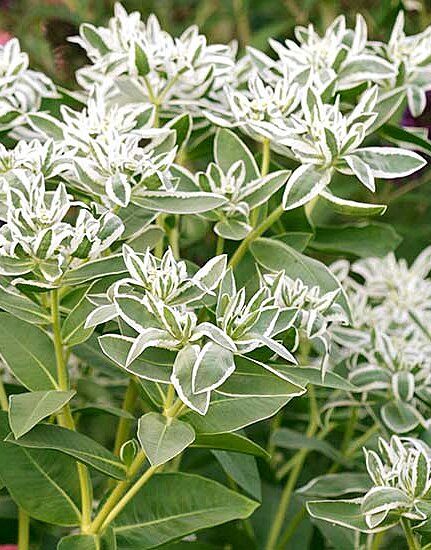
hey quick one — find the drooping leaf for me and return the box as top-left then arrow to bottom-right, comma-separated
7,423 -> 127,479
193,432 -> 269,460
214,128 -> 259,182
271,428 -> 351,466
309,223 -> 402,258
297,473 -> 371,497
137,412 -> 195,467
0,313 -> 58,390
0,412 -> 81,526
213,450 -> 262,500
113,472 -> 258,548
0,279 -> 50,325
9,390 -> 75,438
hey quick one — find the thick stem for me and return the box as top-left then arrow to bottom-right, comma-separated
0,376 -> 8,411
113,379 -> 138,457
155,214 -> 165,258
261,138 -> 271,177
265,386 -> 319,550
277,506 -> 307,549
370,530 -> 386,550
229,204 -> 284,269
167,215 -> 180,259
97,465 -> 158,533
89,451 -> 147,534
401,517 -> 421,550
51,288 -> 68,391
216,234 -> 225,256
250,138 -> 271,227
17,508 -> 29,550
51,289 -> 93,533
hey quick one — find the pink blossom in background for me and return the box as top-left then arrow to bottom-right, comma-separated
0,546 -> 18,549
0,31 -> 12,45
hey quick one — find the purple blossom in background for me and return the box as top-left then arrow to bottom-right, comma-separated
402,90 -> 431,139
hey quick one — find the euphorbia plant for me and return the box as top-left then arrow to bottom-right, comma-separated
0,4 -> 430,549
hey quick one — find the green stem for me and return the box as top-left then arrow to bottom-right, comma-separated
250,138 -> 271,227
265,386 -> 319,550
0,378 -> 30,549
216,234 -> 225,255
261,138 -> 271,177
155,214 -> 165,258
113,379 -> 138,457
0,376 -> 8,411
167,215 -> 180,259
401,517 -> 421,550
277,506 -> 306,549
51,288 -> 68,391
89,451 -> 148,534
370,530 -> 386,550
51,289 -> 93,533
96,465 -> 158,534
229,204 -> 284,269
17,508 -> 29,550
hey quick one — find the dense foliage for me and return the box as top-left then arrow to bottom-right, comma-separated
0,2 -> 431,549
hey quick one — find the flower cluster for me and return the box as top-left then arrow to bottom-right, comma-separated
308,436 -> 431,537
0,38 -> 57,132
0,171 -> 124,286
329,248 -> 431,433
85,245 -> 307,414
70,3 -> 236,116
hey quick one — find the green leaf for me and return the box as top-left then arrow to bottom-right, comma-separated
380,124 -> 431,156
193,432 -> 270,460
113,472 -> 258,548
274,365 -> 357,391
308,223 -> 402,258
27,113 -> 65,140
271,428 -> 351,466
354,147 -> 426,178
282,165 -> 331,211
250,238 -> 352,322
297,473 -> 371,497
381,401 -> 420,433
274,232 -> 313,252
183,394 -> 295,434
63,255 -> 127,285
214,128 -> 259,182
366,87 -> 405,134
61,286 -> 95,346
134,42 -> 150,76
137,412 -> 195,467
7,423 -> 127,480
319,190 -> 387,217
213,450 -> 261,500
58,534 -> 100,550
0,278 -> 50,324
306,499 -> 396,533
0,313 -> 58,390
132,192 -> 226,214
9,390 -> 75,438
81,23 -> 110,55
98,334 -> 172,383
242,170 -> 291,209
218,356 -> 305,398
0,411 -> 81,526
167,113 -> 192,150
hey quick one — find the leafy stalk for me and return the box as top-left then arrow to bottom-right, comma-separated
229,204 -> 284,268
401,517 -> 421,550
51,288 -> 93,533
265,385 -> 319,550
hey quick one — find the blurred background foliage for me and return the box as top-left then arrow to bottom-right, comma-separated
1,0 -> 431,260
